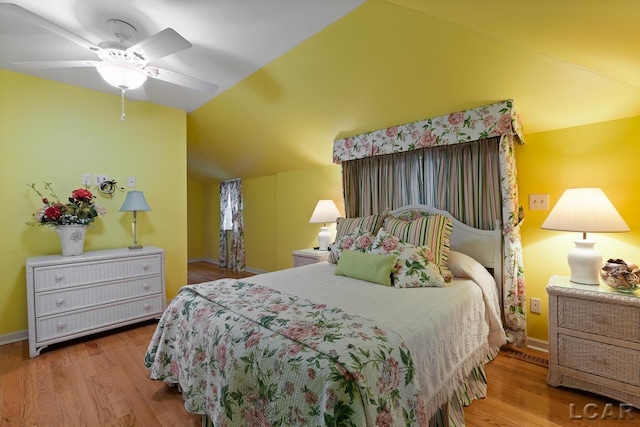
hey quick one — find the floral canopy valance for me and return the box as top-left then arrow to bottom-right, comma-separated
333,99 -> 525,163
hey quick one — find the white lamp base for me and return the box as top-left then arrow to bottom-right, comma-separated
568,240 -> 602,285
317,226 -> 331,251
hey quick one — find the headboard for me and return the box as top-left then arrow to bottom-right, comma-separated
389,204 -> 503,294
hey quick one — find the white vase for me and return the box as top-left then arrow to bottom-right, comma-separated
55,225 -> 87,256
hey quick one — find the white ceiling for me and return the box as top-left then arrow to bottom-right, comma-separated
0,0 -> 364,112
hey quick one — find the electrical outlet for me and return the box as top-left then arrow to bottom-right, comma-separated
530,297 -> 541,314
127,176 -> 136,188
95,174 -> 109,185
529,193 -> 549,210
82,173 -> 91,186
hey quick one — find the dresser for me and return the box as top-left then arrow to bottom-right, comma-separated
546,275 -> 640,408
26,247 -> 166,357
292,249 -> 330,267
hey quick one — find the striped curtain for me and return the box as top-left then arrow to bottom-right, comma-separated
342,138 -> 501,230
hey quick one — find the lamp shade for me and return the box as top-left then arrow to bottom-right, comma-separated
119,191 -> 152,212
96,61 -> 148,90
309,200 -> 341,224
541,188 -> 629,234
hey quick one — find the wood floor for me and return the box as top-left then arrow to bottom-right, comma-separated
1,262 -> 637,426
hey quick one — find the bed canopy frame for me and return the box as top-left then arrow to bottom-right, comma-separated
332,100 -> 527,346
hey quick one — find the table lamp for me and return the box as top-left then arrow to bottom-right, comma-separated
119,191 -> 152,249
309,200 -> 341,251
541,188 -> 629,284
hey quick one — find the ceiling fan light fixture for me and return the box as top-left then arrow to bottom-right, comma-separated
96,61 -> 147,90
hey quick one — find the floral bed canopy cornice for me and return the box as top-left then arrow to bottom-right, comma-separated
333,99 -> 525,163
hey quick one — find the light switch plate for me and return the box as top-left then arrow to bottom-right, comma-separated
82,173 -> 91,186
127,176 -> 136,188
529,193 -> 549,210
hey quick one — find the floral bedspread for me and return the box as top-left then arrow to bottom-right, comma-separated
145,279 -> 428,426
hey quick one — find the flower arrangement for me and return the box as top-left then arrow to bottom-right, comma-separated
27,182 -> 106,227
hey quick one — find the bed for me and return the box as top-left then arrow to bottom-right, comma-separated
144,205 -> 507,426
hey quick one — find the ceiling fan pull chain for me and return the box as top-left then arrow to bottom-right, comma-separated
120,88 -> 126,123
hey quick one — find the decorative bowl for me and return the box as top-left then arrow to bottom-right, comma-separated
601,259 -> 639,293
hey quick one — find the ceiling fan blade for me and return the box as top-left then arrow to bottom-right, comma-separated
147,67 -> 218,93
126,28 -> 191,63
14,60 -> 99,69
0,3 -> 104,56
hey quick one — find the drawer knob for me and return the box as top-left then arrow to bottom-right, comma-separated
143,283 -> 150,290
56,298 -> 64,305
143,264 -> 149,270
144,303 -> 151,310
591,354 -> 608,365
591,314 -> 607,324
55,274 -> 64,281
57,323 -> 65,330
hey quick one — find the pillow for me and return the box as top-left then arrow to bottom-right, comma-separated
328,228 -> 376,263
369,229 -> 445,288
383,214 -> 453,282
334,209 -> 389,241
334,250 -> 397,286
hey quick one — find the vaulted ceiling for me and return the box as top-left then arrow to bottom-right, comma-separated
3,1 -> 640,182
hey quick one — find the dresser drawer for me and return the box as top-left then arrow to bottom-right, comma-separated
35,275 -> 163,316
558,334 -> 640,386
33,255 -> 162,292
558,296 -> 640,342
36,295 -> 163,342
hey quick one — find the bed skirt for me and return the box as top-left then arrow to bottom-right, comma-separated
199,361 -> 490,427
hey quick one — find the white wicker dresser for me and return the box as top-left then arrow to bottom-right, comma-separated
26,247 -> 165,357
547,275 -> 640,408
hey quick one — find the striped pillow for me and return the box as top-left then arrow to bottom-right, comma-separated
383,214 -> 453,282
334,209 -> 388,241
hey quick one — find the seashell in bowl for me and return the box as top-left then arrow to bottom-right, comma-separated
600,265 -> 639,292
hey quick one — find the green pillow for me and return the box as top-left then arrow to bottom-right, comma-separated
334,250 -> 398,286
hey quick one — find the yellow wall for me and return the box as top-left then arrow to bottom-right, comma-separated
518,115 -> 640,340
187,176 -> 206,259
0,70 -> 188,336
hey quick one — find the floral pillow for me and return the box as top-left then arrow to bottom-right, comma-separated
369,229 -> 445,288
383,214 -> 453,282
328,227 -> 375,264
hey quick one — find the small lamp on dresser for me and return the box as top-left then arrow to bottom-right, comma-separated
541,187 -> 629,285
309,199 -> 341,251
120,190 -> 152,249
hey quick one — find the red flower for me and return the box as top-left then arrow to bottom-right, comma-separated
72,188 -> 93,202
44,206 -> 62,220
42,198 -> 48,204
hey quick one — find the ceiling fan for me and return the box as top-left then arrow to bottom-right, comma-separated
1,3 -> 219,121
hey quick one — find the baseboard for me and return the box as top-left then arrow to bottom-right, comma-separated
526,337 -> 548,353
0,330 -> 27,346
188,257 -> 216,264
188,257 -> 267,275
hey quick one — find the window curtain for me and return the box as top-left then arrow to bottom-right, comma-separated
219,179 -> 245,271
343,138 -> 501,230
333,100 -> 527,347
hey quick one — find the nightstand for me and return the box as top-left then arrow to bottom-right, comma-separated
546,275 -> 640,408
292,249 -> 330,267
